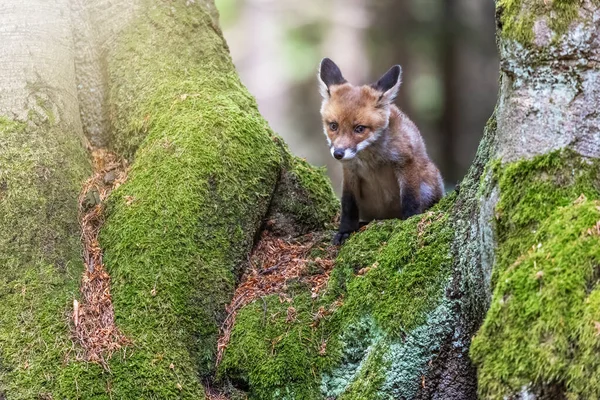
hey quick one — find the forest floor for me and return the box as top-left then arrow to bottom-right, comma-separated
216,230 -> 338,365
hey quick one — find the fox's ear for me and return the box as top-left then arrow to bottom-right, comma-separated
318,58 -> 346,98
372,65 -> 402,105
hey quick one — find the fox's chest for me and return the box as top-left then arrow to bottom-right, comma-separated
354,165 -> 401,221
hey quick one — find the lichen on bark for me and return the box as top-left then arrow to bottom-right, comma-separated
471,150 -> 600,399
496,0 -> 588,45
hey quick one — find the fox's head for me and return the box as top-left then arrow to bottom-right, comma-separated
318,58 -> 402,161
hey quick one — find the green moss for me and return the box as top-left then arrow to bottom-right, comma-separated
338,341 -> 387,400
497,0 -> 590,45
1,1 -> 337,398
0,114 -> 91,398
333,211 -> 453,336
219,292 -> 333,399
471,150 -> 600,399
491,150 -> 600,285
286,156 -> 339,230
267,155 -> 339,237
62,0 -> 286,397
220,202 -> 455,398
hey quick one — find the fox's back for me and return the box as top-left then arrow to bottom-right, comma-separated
344,106 -> 442,221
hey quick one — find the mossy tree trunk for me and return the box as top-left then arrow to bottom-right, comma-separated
0,0 -> 336,398
2,1 -> 600,400
0,1 -> 92,398
469,2 -> 600,399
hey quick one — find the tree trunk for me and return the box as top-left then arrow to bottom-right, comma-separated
0,1 -> 91,398
1,1 -> 599,399
0,0 -> 336,398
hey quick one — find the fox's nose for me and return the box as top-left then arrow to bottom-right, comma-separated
333,149 -> 344,160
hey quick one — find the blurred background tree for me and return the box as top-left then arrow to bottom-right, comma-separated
216,0 -> 498,194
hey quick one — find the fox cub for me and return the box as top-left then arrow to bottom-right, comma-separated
318,58 -> 444,245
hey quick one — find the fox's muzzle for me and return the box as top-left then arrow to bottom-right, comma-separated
330,147 -> 357,161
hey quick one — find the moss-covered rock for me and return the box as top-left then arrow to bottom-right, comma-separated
0,114 -> 90,398
471,150 -> 600,399
219,198 -> 456,399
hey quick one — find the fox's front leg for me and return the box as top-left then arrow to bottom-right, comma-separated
397,168 -> 422,220
333,180 -> 359,245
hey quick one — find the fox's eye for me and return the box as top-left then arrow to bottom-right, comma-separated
354,125 -> 366,134
329,122 -> 339,131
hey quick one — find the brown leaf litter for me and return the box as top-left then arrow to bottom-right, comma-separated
215,230 -> 338,367
72,148 -> 130,368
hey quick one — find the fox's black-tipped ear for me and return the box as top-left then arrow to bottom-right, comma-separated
318,58 -> 346,98
372,65 -> 402,105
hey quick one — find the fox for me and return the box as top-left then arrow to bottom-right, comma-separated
318,58 -> 444,245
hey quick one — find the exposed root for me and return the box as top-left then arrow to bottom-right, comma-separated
72,149 -> 130,368
216,230 -> 338,366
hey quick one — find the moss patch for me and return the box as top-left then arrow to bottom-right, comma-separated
0,114 -> 91,398
219,199 -> 455,398
268,155 -> 339,237
471,150 -> 600,399
496,0 -> 589,44
81,0 -> 282,397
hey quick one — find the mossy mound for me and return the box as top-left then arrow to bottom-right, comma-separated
219,197 -> 456,399
471,150 -> 600,399
0,115 -> 90,398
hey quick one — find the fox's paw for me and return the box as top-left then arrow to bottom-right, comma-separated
332,231 -> 351,246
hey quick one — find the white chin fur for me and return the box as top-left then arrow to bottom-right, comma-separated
343,149 -> 356,160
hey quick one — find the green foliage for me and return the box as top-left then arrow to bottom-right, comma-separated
0,114 -> 91,398
471,150 -> 600,399
220,200 -> 456,399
